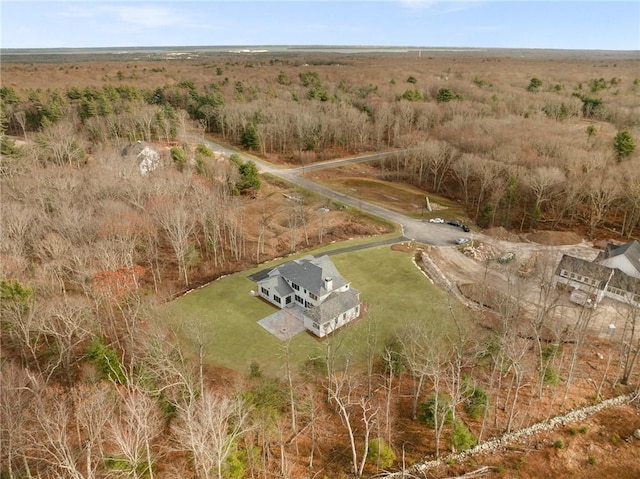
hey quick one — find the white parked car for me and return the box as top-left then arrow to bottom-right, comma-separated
429,217 -> 445,223
455,238 -> 470,245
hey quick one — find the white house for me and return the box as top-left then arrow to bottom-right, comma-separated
553,240 -> 640,308
256,255 -> 361,337
121,141 -> 160,175
596,241 -> 640,279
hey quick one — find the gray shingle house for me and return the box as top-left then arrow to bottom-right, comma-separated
256,255 -> 361,337
553,240 -> 640,308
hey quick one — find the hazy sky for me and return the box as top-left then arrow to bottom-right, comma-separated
2,1 -> 639,50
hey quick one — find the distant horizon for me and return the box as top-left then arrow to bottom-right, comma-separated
2,1 -> 639,51
2,44 -> 638,53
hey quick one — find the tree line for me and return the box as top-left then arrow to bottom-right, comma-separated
2,60 -> 637,237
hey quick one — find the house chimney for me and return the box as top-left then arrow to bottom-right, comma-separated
324,277 -> 333,291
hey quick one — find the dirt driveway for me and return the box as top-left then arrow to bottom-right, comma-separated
425,232 -> 628,337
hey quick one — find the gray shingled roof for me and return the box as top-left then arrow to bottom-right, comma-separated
600,240 -> 640,276
276,255 -> 347,295
608,269 -> 640,295
260,275 -> 293,297
555,254 -> 613,287
306,288 -> 361,324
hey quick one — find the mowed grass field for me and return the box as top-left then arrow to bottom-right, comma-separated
166,243 -> 464,376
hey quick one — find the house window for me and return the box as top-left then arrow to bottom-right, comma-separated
309,292 -> 317,300
607,286 -> 623,296
560,269 -> 569,277
570,273 -> 576,279
291,283 -> 300,291
286,296 -> 292,305
295,294 -> 303,304
261,287 -> 269,297
274,296 -> 281,304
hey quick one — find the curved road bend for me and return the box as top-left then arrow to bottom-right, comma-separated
196,137 -> 472,247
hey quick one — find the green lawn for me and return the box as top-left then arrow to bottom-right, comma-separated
165,245 -> 463,377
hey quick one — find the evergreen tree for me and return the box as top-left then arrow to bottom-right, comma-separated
614,130 -> 635,160
241,122 -> 259,150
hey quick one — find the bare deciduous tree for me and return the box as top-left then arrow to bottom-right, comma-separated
35,119 -> 86,167
109,385 -> 164,479
153,199 -> 196,286
326,360 -> 379,477
0,361 -> 33,479
586,173 -> 620,239
172,390 -> 251,479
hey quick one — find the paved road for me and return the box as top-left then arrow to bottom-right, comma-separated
195,136 -> 473,247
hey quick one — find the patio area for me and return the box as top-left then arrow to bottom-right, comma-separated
258,305 -> 307,340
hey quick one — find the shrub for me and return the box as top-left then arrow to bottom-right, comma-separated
196,143 -> 213,157
302,356 -> 327,377
226,448 -> 246,479
527,77 -> 543,92
277,71 -> 290,85
400,89 -> 423,102
580,425 -> 589,434
588,455 -> 597,465
589,77 -> 607,93
542,343 -> 559,362
573,93 -> 603,118
170,146 -> 186,167
0,279 -> 33,311
243,378 -> 288,413
86,337 -> 126,384
464,384 -> 489,420
473,76 -> 488,87
543,367 -> 560,385
478,204 -> 494,228
553,439 -> 564,449
367,437 -> 396,469
0,136 -> 22,156
452,418 -> 477,450
248,360 -> 262,379
299,71 -> 321,87
436,88 -> 463,102
419,392 -> 452,427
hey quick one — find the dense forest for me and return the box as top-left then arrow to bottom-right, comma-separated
1,51 -> 639,478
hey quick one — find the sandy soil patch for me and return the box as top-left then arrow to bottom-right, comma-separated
527,230 -> 584,245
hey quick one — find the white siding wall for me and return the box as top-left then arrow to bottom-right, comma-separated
600,256 -> 640,279
554,275 -> 606,303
